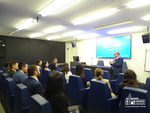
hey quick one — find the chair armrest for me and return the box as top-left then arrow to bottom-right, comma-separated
108,96 -> 119,113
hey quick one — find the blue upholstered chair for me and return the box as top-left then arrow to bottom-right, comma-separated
5,77 -> 16,113
146,77 -> 150,94
114,73 -> 124,93
87,80 -> 119,113
29,94 -> 53,113
67,75 -> 89,109
103,70 -> 111,80
122,62 -> 128,72
71,66 -> 76,74
84,68 -> 93,82
13,83 -> 30,113
97,60 -> 104,66
118,87 -> 150,113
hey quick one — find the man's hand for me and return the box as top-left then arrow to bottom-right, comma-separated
109,61 -> 114,64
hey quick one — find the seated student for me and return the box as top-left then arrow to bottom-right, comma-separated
53,58 -> 61,71
93,68 -> 115,97
42,61 -> 50,71
43,71 -> 69,113
61,63 -> 72,83
13,62 -> 28,84
23,65 -> 45,95
4,62 -> 10,74
74,64 -> 89,88
50,62 -> 57,71
43,71 -> 86,113
117,69 -> 147,100
9,61 -> 19,77
36,60 -> 42,70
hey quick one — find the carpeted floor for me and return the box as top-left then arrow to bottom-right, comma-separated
0,102 -> 5,113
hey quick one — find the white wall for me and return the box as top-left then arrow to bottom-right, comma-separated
66,33 -> 150,83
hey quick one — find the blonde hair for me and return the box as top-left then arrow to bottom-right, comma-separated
95,68 -> 104,80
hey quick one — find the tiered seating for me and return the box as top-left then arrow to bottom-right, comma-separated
29,94 -> 53,113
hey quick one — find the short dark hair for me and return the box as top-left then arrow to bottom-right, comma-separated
28,65 -> 38,76
18,62 -> 27,70
5,62 -> 10,69
10,61 -> 18,69
50,62 -> 56,71
61,63 -> 69,74
74,63 -> 84,79
37,60 -> 42,65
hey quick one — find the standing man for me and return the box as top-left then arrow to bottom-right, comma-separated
109,52 -> 123,79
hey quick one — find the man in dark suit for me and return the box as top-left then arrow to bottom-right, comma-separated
9,61 -> 19,77
23,65 -> 45,95
109,52 -> 123,79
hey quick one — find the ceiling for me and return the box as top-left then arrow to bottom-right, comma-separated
0,0 -> 150,42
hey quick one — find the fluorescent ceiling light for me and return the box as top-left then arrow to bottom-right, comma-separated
38,0 -> 76,17
71,8 -> 118,25
16,18 -> 36,30
107,26 -> 145,34
76,33 -> 100,39
125,0 -> 150,9
47,35 -> 62,40
142,15 -> 150,21
43,26 -> 65,34
62,30 -> 84,37
29,32 -> 44,38
94,20 -> 133,30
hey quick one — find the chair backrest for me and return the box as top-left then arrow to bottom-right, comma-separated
40,70 -> 51,88
61,73 -> 67,83
67,75 -> 84,105
87,80 -> 111,113
84,68 -> 93,82
119,87 -> 150,113
13,83 -> 30,113
5,77 -> 16,113
29,94 -> 53,113
103,70 -> 111,80
122,62 -> 128,72
0,71 -> 4,102
115,73 -> 124,93
97,60 -> 104,66
71,66 -> 76,74
146,77 -> 150,94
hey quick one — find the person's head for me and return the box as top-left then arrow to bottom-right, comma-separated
42,61 -> 49,70
121,69 -> 139,88
44,71 -> 64,98
18,62 -> 28,73
10,61 -> 19,70
37,60 -> 42,66
74,63 -> 84,78
53,58 -> 58,63
114,51 -> 120,58
5,62 -> 10,70
61,63 -> 69,74
50,62 -> 56,71
28,65 -> 40,78
95,68 -> 104,80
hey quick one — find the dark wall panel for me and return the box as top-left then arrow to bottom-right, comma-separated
0,35 -> 65,66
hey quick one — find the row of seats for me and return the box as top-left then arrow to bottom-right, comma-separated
0,71 -> 54,113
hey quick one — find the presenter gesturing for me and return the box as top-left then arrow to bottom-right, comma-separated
109,52 -> 123,79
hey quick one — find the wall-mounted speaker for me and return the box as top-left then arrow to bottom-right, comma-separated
71,42 -> 77,47
142,34 -> 150,43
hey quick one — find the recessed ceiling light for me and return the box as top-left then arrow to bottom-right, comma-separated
142,15 -> 150,21
38,0 -> 76,17
43,26 -> 65,34
107,26 -> 145,34
125,0 -> 150,9
76,33 -> 100,39
29,32 -> 44,38
47,35 -> 62,40
62,30 -> 84,37
71,8 -> 119,25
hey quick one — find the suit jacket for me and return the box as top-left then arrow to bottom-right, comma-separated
23,76 -> 45,95
12,70 -> 28,84
111,57 -> 123,75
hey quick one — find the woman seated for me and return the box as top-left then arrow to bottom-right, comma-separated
74,64 -> 90,88
61,63 -> 72,83
41,61 -> 50,71
117,69 -> 147,100
94,68 -> 115,97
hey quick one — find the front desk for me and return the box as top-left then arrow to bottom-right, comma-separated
70,62 -> 113,79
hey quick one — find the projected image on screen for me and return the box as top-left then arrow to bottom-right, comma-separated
96,35 -> 131,58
